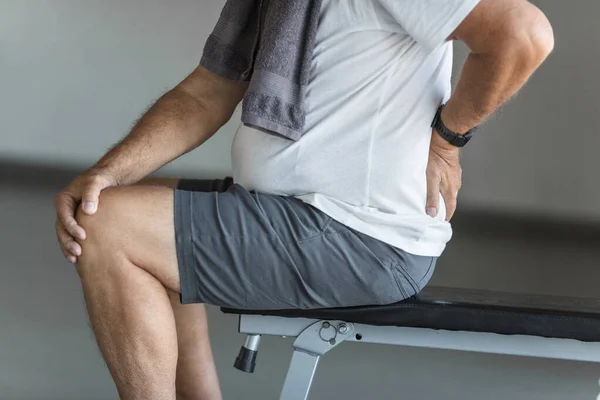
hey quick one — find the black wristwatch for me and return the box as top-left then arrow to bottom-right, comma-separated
431,104 -> 477,148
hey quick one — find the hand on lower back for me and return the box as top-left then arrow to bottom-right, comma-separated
426,130 -> 462,221
54,170 -> 116,263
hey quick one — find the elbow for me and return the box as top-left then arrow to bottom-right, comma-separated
506,6 -> 555,69
524,10 -> 554,64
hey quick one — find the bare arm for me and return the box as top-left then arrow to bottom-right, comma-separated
55,66 -> 247,263
442,0 -> 554,136
426,0 -> 554,220
93,66 -> 248,185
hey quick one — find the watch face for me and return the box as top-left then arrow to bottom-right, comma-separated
451,135 -> 467,147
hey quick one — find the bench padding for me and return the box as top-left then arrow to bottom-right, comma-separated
221,287 -> 600,342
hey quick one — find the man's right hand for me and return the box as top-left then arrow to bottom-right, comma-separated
54,170 -> 116,263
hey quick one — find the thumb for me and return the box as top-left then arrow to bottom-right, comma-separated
426,176 -> 440,218
81,175 -> 112,215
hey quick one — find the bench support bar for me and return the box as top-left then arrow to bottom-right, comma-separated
279,320 -> 354,400
239,314 -> 600,363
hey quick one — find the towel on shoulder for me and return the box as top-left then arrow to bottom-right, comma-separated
201,0 -> 323,141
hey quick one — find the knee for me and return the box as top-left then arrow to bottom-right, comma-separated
76,187 -> 122,239
75,188 -> 125,271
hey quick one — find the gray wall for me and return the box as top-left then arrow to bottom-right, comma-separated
0,0 -> 238,177
455,0 -> 600,220
2,0 -> 599,219
2,1 -> 600,399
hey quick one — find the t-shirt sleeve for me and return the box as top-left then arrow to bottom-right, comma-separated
377,0 -> 480,51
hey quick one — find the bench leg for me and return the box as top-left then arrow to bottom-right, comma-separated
279,320 -> 354,400
280,351 -> 320,400
234,334 -> 261,373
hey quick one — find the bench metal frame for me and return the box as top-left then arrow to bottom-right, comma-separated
233,313 -> 600,400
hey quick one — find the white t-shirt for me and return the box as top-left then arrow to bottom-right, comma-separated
232,0 -> 480,257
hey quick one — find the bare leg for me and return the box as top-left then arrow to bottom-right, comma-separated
77,247 -> 177,399
167,290 -> 221,400
138,178 -> 222,400
75,186 -> 185,399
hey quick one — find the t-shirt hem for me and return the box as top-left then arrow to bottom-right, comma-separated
298,196 -> 449,257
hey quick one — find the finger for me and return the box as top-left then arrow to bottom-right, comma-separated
56,221 -> 82,257
425,174 -> 440,218
55,193 -> 86,240
58,240 -> 77,264
81,176 -> 108,215
441,187 -> 458,221
59,211 -> 86,241
56,227 -> 78,264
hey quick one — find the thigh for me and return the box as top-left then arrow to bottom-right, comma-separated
76,184 -> 180,292
94,177 -> 230,293
174,183 -> 413,310
76,177 -> 234,293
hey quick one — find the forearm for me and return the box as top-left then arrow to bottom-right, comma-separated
89,65 -> 247,185
442,4 -> 554,134
91,88 -> 214,185
442,51 -> 538,133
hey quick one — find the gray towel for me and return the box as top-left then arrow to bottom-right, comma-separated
200,0 -> 322,141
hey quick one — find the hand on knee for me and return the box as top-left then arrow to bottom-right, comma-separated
74,188 -> 123,273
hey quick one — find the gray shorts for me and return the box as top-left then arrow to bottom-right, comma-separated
174,178 -> 436,310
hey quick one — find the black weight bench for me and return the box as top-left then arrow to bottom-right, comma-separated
221,286 -> 600,400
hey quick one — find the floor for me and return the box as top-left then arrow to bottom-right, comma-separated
2,183 -> 600,400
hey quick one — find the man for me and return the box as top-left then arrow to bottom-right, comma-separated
54,0 -> 553,398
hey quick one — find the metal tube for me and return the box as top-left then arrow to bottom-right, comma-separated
244,334 -> 261,351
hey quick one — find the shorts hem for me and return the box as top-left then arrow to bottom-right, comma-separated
174,189 -> 200,305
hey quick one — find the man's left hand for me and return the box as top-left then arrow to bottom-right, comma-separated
425,130 -> 462,221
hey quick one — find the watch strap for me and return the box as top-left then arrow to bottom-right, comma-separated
431,105 -> 476,148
